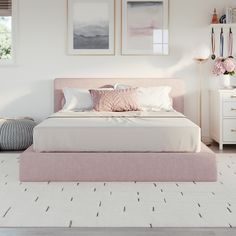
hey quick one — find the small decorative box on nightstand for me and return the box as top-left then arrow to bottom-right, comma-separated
210,89 -> 236,150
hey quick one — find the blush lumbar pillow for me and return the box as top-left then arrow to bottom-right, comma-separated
114,84 -> 173,111
89,88 -> 141,112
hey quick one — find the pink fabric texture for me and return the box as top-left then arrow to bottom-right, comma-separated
19,144 -> 217,182
89,88 -> 141,112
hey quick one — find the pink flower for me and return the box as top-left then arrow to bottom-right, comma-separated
213,58 -> 226,75
223,58 -> 236,73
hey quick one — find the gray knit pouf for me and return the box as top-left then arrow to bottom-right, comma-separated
0,119 -> 36,151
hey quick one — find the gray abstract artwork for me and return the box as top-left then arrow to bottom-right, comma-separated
73,2 -> 110,50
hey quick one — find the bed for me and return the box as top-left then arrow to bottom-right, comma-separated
19,78 -> 217,182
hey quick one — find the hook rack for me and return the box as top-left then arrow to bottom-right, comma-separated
210,25 -> 234,59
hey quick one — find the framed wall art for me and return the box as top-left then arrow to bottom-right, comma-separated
121,0 -> 169,55
68,0 -> 115,55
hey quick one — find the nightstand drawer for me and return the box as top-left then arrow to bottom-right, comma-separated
223,102 -> 236,117
223,119 -> 236,141
222,93 -> 236,101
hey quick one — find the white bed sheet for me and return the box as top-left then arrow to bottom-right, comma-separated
33,111 -> 201,153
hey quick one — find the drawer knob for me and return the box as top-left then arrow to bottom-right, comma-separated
231,96 -> 236,98
231,108 -> 236,111
231,129 -> 236,132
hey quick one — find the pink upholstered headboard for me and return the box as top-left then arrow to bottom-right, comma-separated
54,78 -> 185,113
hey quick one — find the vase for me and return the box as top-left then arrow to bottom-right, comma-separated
221,74 -> 231,88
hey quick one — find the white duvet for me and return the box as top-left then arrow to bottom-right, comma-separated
33,111 -> 201,153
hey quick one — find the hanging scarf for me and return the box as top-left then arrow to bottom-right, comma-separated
220,28 -> 224,58
211,28 -> 216,60
228,28 -> 233,58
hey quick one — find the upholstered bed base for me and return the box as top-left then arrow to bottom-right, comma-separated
19,143 -> 217,182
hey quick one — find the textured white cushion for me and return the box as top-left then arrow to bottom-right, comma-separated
114,84 -> 173,111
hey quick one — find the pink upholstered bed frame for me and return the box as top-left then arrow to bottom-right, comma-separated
19,78 -> 217,182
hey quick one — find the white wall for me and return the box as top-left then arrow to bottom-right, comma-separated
0,0 -> 236,138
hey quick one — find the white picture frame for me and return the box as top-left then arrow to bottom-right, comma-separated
121,0 -> 169,55
68,0 -> 115,55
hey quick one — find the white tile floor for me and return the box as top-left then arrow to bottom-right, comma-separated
0,153 -> 236,227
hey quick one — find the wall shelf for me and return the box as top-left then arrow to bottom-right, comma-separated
210,23 -> 236,28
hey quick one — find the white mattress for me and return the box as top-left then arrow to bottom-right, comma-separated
33,111 -> 201,153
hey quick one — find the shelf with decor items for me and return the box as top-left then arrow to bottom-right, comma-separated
210,89 -> 236,150
210,23 -> 236,29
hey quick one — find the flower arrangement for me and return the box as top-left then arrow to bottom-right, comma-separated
213,57 -> 236,76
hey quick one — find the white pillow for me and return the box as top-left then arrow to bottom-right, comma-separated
62,87 -> 114,111
114,84 -> 173,111
137,86 -> 173,111
114,83 -> 131,90
62,88 -> 93,111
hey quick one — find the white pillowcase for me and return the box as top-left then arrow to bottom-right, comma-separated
114,83 -> 131,90
137,86 -> 173,111
114,84 -> 173,111
62,88 -> 93,111
62,87 -> 114,111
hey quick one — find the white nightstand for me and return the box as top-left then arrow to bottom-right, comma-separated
210,89 -> 236,150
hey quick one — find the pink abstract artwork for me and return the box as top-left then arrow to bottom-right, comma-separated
127,2 -> 163,37
122,0 -> 168,55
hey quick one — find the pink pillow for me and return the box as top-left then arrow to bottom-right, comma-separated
89,88 -> 141,112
